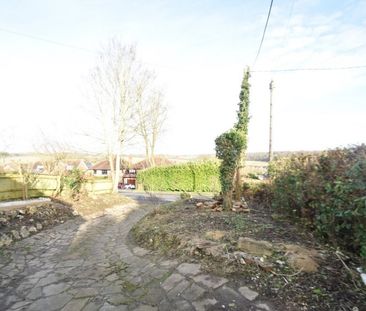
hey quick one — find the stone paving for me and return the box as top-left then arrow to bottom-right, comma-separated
0,203 -> 275,311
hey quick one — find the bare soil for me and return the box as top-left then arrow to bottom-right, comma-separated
0,194 -> 133,245
60,193 -> 133,216
132,199 -> 366,311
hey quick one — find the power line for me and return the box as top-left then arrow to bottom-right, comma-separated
1,26 -> 366,74
0,27 -> 97,54
253,0 -> 274,66
252,64 -> 366,73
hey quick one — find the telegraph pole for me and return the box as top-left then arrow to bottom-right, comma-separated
269,80 -> 274,162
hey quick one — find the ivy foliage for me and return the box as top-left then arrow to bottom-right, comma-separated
270,145 -> 366,259
64,169 -> 86,198
215,130 -> 245,194
235,69 -> 251,136
137,161 -> 220,192
215,68 -> 250,208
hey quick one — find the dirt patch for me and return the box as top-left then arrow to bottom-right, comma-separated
132,199 -> 366,311
0,201 -> 76,247
60,193 -> 133,216
0,193 -> 133,248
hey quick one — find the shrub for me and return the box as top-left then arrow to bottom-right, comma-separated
137,161 -> 220,192
270,145 -> 366,259
242,180 -> 272,207
215,129 -> 245,209
64,169 -> 86,198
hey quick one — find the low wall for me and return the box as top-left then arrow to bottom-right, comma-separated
0,174 -> 112,201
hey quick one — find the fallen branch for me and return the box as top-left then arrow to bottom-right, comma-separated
335,250 -> 359,290
271,268 -> 304,277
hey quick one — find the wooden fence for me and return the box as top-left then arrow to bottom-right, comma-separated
0,174 -> 112,201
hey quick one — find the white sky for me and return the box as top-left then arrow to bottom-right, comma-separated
0,0 -> 365,155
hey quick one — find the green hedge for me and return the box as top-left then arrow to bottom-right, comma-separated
137,161 -> 220,192
269,145 -> 366,258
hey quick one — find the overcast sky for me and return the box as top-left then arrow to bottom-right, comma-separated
0,0 -> 365,155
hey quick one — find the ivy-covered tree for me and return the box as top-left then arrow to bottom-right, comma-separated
215,68 -> 251,209
215,130 -> 245,210
234,68 -> 251,200
236,68 -> 250,140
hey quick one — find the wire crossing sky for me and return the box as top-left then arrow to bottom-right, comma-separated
253,0 -> 274,66
0,0 -> 365,155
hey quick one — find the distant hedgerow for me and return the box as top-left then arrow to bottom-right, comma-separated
137,161 -> 220,192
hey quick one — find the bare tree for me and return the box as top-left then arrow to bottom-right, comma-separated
16,162 -> 38,200
135,81 -> 167,167
36,136 -> 71,195
88,39 -> 147,192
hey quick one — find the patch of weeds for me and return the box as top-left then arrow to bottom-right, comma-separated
23,245 -> 32,253
108,260 -> 129,279
312,288 -> 326,296
224,215 -> 248,232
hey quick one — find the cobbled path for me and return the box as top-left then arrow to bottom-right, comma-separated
0,203 -> 275,311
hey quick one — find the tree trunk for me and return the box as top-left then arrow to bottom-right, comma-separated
234,151 -> 246,201
222,190 -> 233,210
113,153 -> 121,193
234,167 -> 242,201
144,139 -> 151,167
108,153 -> 115,186
150,139 -> 156,167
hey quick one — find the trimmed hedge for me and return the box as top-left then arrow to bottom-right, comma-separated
137,161 -> 220,192
269,145 -> 366,259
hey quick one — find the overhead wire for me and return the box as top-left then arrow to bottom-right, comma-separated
252,64 -> 366,73
252,0 -> 274,67
1,26 -> 366,74
0,27 -> 97,54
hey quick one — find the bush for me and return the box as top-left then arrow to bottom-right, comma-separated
270,145 -> 366,259
242,180 -> 272,207
137,161 -> 220,192
64,169 -> 86,198
215,129 -> 245,209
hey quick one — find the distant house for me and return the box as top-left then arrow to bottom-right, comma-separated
92,157 -> 173,189
134,157 -> 173,170
91,160 -> 113,177
64,160 -> 93,172
122,168 -> 137,188
125,157 -> 173,188
91,159 -> 129,177
32,161 -> 45,173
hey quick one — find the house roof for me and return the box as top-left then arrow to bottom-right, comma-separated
134,157 -> 173,170
91,160 -> 110,170
92,159 -> 130,170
